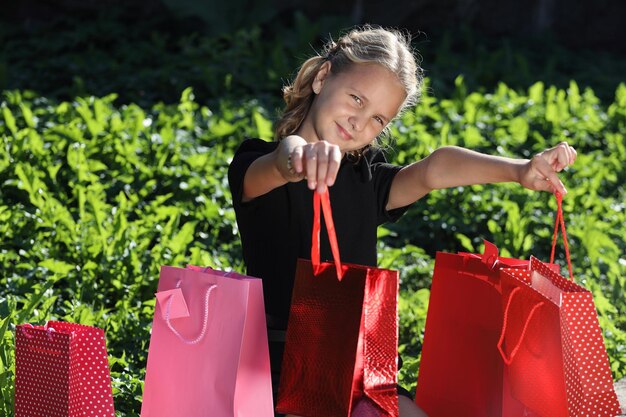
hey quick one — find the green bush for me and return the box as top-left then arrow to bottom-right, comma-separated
2,77 -> 625,412
388,78 -> 626,392
0,88 -> 267,415
1,10 -> 625,414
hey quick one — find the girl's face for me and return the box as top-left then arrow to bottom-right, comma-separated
296,62 -> 406,153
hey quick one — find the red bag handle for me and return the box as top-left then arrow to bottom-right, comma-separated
549,192 -> 574,281
497,287 -> 545,365
312,190 -> 345,281
497,193 -> 571,365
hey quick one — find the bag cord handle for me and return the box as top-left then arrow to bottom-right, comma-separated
497,287 -> 545,365
20,323 -> 56,340
549,192 -> 574,281
165,279 -> 217,345
312,190 -> 345,281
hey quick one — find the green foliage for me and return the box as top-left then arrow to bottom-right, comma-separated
1,10 -> 350,108
1,14 -> 626,414
159,0 -> 278,36
397,288 -> 430,393
4,8 -> 626,108
2,77 -> 626,414
384,78 -> 626,390
423,26 -> 626,103
0,88 -> 271,415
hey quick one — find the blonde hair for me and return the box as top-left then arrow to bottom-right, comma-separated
274,25 -> 423,155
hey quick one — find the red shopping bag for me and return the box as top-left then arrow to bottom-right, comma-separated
414,240 -> 538,417
275,190 -> 399,417
141,266 -> 273,417
498,194 -> 621,417
14,321 -> 115,417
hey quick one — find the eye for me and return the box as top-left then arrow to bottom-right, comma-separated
373,116 -> 384,125
351,94 -> 362,106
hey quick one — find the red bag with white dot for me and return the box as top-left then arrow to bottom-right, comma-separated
497,194 -> 622,417
14,321 -> 116,417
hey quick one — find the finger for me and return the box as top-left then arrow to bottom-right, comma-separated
567,144 -> 577,165
542,146 -> 566,172
316,145 -> 330,193
304,147 -> 318,190
534,177 -> 558,194
555,149 -> 570,172
537,158 -> 567,195
557,142 -> 576,171
554,141 -> 579,170
548,172 -> 566,195
326,146 -> 342,186
291,146 -> 304,174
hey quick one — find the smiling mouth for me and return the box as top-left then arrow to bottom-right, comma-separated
336,123 -> 353,141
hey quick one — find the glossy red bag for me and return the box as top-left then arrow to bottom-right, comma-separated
276,190 -> 399,417
414,240 -> 536,417
497,194 -> 621,417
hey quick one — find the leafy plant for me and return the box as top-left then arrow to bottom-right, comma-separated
2,14 -> 626,415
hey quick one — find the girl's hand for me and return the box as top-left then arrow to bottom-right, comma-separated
277,136 -> 342,193
519,141 -> 577,194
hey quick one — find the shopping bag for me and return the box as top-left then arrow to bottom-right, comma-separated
498,193 -> 621,417
275,190 -> 399,417
140,266 -> 273,417
414,240 -> 535,417
14,321 -> 115,417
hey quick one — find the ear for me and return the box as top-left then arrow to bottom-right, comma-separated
312,61 -> 332,94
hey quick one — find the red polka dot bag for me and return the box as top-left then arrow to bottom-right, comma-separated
14,321 -> 116,417
498,194 -> 622,417
414,237 -> 541,417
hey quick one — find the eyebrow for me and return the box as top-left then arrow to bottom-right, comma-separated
351,88 -> 392,123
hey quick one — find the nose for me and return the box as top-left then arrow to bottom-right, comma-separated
348,114 -> 364,132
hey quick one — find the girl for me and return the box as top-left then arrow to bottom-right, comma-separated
228,25 -> 576,417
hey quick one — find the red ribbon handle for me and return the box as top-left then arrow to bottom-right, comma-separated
549,192 -> 574,281
497,287 -> 545,365
312,190 -> 345,281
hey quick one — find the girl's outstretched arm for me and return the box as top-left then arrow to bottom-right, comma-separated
387,141 -> 577,210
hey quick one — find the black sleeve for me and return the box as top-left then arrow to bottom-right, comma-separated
366,147 -> 413,225
227,138 -> 278,209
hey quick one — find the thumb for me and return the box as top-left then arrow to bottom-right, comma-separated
528,155 -> 568,195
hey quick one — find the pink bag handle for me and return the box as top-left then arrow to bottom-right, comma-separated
550,192 -> 574,280
165,280 -> 217,345
20,323 -> 36,339
312,190 -> 345,281
497,287 -> 545,365
20,323 -> 56,340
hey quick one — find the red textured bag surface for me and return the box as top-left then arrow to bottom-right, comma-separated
414,240 -> 537,417
498,194 -> 621,417
275,190 -> 399,417
14,321 -> 115,417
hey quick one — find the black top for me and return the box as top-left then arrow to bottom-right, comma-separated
228,138 -> 411,326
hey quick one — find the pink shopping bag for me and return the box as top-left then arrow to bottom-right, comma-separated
140,265 -> 273,417
14,321 -> 116,417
